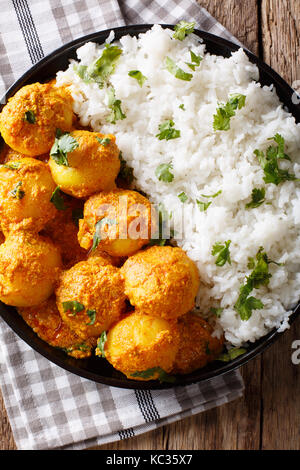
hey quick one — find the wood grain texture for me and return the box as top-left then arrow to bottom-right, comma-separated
1,0 -> 300,451
198,0 -> 260,53
261,0 -> 300,84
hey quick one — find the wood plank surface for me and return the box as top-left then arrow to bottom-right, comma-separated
1,0 -> 299,451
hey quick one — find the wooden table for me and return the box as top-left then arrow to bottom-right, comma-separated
1,0 -> 300,451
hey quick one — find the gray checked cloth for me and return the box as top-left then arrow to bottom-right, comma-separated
0,0 -> 244,450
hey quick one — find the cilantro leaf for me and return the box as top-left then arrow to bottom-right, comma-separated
196,200 -> 212,212
234,247 -> 275,320
86,309 -> 96,326
178,191 -> 188,203
254,134 -> 297,185
217,348 -> 247,362
165,56 -> 193,81
186,50 -> 203,71
50,186 -> 66,211
128,70 -> 147,87
213,93 -> 246,131
155,163 -> 174,183
130,367 -> 176,383
210,307 -> 224,317
212,240 -> 232,267
84,44 -> 122,88
2,161 -> 21,170
97,331 -> 107,357
173,21 -> 195,41
106,86 -> 126,124
156,120 -> 180,141
73,64 -> 93,84
63,343 -> 91,354
246,188 -> 266,209
62,301 -> 85,316
201,190 -> 222,198
179,104 -> 185,110
24,110 -> 36,124
118,151 -> 134,184
95,136 -> 111,146
50,130 -> 79,166
92,217 -> 117,251
10,181 -> 25,200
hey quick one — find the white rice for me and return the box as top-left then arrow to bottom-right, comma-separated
56,25 -> 300,347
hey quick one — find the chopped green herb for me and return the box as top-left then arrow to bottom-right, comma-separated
72,207 -> 84,227
81,43 -> 122,88
178,192 -> 188,203
10,181 -> 25,200
63,343 -> 91,354
86,309 -> 96,326
50,129 -> 79,166
128,70 -> 147,87
179,104 -> 185,110
213,93 -> 246,131
149,204 -> 172,246
234,247 -> 275,321
186,50 -> 203,71
217,348 -> 247,362
246,188 -> 266,209
131,367 -> 176,383
62,301 -> 85,316
254,134 -> 297,185
165,56 -> 193,81
210,307 -> 224,317
155,163 -> 174,183
106,86 -> 126,124
118,151 -> 134,184
173,21 -> 195,41
212,240 -> 232,267
97,331 -> 107,357
196,200 -> 212,212
156,120 -> 180,141
50,186 -> 66,211
201,190 -> 222,198
95,136 -> 111,146
92,217 -> 117,251
3,161 -> 21,170
24,110 -> 36,124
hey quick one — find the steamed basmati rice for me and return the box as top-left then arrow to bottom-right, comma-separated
56,25 -> 300,347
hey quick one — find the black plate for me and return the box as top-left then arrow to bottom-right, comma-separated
0,25 -> 299,390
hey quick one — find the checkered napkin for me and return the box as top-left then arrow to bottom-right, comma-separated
0,0 -> 245,450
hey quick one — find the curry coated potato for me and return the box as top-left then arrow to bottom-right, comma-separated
0,231 -> 62,307
56,255 -> 126,340
120,246 -> 200,320
78,189 -> 155,257
172,313 -> 224,374
0,157 -> 57,234
18,297 -> 96,359
0,83 -> 73,156
48,130 -> 120,198
99,311 -> 180,381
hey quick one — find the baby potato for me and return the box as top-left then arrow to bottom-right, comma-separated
0,83 -> 73,156
56,256 -> 126,340
120,246 -> 200,320
0,231 -> 62,307
173,313 -> 224,374
0,157 -> 57,234
18,297 -> 96,359
78,189 -> 155,257
100,311 -> 180,381
48,130 -> 120,198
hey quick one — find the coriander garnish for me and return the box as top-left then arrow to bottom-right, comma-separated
50,129 -> 79,166
246,188 -> 266,209
24,110 -> 36,124
62,301 -> 85,316
185,50 -> 203,71
217,348 -> 247,362
212,240 -> 232,267
97,331 -> 107,357
173,21 -> 195,41
128,70 -> 147,87
86,309 -> 96,326
92,218 -> 117,251
96,136 -> 111,146
156,120 -> 180,141
106,86 -> 126,124
50,186 -> 66,211
118,151 -> 134,184
213,93 -> 246,131
196,200 -> 211,212
10,181 -> 25,200
165,56 -> 193,82
130,367 -> 176,383
178,192 -> 188,203
155,163 -> 174,183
